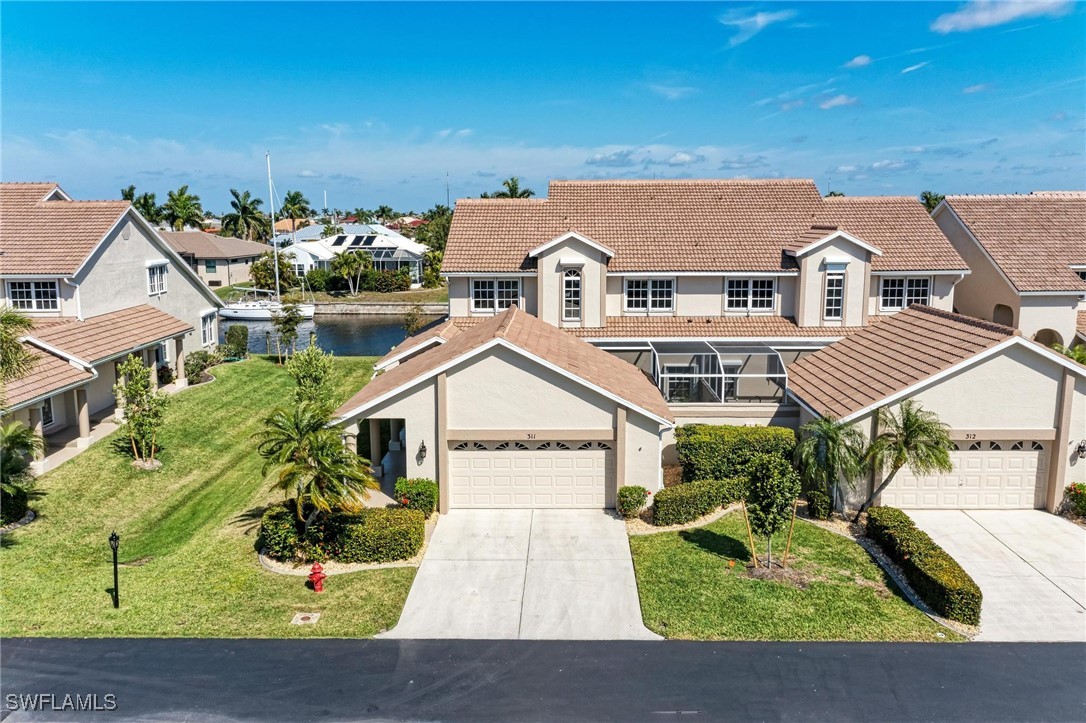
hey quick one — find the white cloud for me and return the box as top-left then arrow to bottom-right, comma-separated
844,54 -> 872,68
719,8 -> 797,47
298,170 -> 322,178
649,83 -> 699,100
963,83 -> 992,93
455,129 -> 473,138
664,151 -> 705,166
931,0 -> 1072,34
585,149 -> 638,167
719,154 -> 769,170
436,128 -> 452,139
819,94 -> 858,110
901,61 -> 930,74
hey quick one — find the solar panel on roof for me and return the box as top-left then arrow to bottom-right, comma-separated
349,236 -> 364,247
362,235 -> 377,246
331,235 -> 348,246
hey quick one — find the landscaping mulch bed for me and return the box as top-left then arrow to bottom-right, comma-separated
626,502 -> 741,536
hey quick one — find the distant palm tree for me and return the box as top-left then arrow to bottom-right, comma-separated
330,249 -> 372,295
374,205 -> 395,223
120,185 -> 162,223
795,415 -> 867,510
162,185 -> 205,231
280,190 -> 313,238
1053,344 -> 1086,365
350,207 -> 375,224
919,191 -> 945,212
121,185 -> 137,201
825,190 -> 845,197
221,189 -> 267,241
255,403 -> 378,532
855,400 -> 954,520
490,177 -> 535,199
0,305 -> 38,387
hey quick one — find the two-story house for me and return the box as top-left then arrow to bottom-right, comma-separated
160,230 -> 269,288
932,192 -> 1086,349
0,182 -> 222,461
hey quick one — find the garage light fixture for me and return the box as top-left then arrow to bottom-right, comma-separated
418,440 -> 427,460
1077,440 -> 1086,460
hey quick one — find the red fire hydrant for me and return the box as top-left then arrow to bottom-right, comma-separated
308,562 -> 327,593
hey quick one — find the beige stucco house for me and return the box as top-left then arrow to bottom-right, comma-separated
788,306 -> 1085,513
932,192 -> 1086,348
334,306 -> 673,513
442,179 -> 969,461
0,182 -> 222,461
160,230 -> 268,288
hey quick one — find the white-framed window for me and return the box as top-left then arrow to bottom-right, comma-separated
294,264 -> 306,277
879,276 -> 931,310
201,312 -> 216,347
562,268 -> 582,321
471,278 -> 519,312
205,259 -> 218,273
147,264 -> 168,295
823,273 -> 845,320
6,280 -> 59,311
624,278 -> 674,312
725,278 -> 776,312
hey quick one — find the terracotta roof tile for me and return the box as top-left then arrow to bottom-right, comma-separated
160,231 -> 270,260
1,343 -> 94,409
944,194 -> 1086,292
1077,311 -> 1086,339
444,180 -> 966,274
336,306 -> 673,423
28,305 -> 193,364
375,319 -> 462,367
0,183 -> 131,275
786,305 -> 1016,420
563,316 -> 862,339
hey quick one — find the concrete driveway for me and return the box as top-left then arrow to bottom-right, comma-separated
906,510 -> 1085,642
381,509 -> 660,640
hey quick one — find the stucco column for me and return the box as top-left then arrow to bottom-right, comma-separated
75,386 -> 91,448
614,406 -> 627,506
1047,368 -> 1076,513
368,418 -> 383,476
437,373 -> 450,514
389,419 -> 402,451
27,405 -> 45,472
145,349 -> 158,391
174,338 -> 187,388
342,422 -> 359,453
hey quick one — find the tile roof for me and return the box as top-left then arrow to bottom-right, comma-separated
28,305 -> 192,364
1077,311 -> 1086,340
551,315 -> 861,340
944,194 -> 1086,292
444,180 -> 967,274
160,230 -> 269,260
375,319 -> 462,367
786,305 -> 1016,420
1,343 -> 94,409
0,182 -> 131,275
336,306 -> 674,423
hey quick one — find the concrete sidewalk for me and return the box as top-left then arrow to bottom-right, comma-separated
381,509 -> 660,640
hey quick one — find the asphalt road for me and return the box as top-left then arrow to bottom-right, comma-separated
1,639 -> 1084,722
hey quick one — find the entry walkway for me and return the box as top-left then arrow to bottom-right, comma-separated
381,509 -> 660,640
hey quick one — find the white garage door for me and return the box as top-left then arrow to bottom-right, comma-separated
449,440 -> 614,508
881,440 -> 1048,509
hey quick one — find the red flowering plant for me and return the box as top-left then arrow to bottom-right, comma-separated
1065,482 -> 1086,517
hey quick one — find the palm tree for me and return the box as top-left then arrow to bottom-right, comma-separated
254,404 -> 378,532
280,191 -> 313,238
919,191 -> 945,212
121,185 -> 136,201
794,415 -> 867,511
1,305 -> 38,405
351,207 -> 375,224
1053,344 -> 1086,365
162,185 -> 205,231
221,189 -> 267,241
1,420 -> 44,491
490,177 -> 535,199
330,250 -> 372,295
855,400 -> 954,520
374,205 -> 395,223
120,185 -> 162,223
825,190 -> 845,197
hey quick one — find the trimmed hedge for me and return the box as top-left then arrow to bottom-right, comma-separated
617,485 -> 649,519
675,424 -> 796,483
259,503 -> 424,564
652,479 -> 742,526
807,490 -> 832,520
395,478 -> 439,518
866,506 -> 982,625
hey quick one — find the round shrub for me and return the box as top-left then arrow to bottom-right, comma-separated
326,508 -> 425,563
225,324 -> 249,358
156,363 -> 175,387
259,503 -> 327,562
617,485 -> 649,519
807,489 -> 832,520
1,485 -> 30,526
184,349 -> 222,382
304,268 -> 333,293
1064,482 -> 1086,517
395,478 -> 439,518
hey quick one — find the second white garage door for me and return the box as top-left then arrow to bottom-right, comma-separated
449,441 -> 614,508
880,440 -> 1048,509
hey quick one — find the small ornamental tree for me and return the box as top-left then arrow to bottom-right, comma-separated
285,344 -> 335,409
744,452 -> 801,567
113,353 -> 170,465
250,251 -> 298,292
403,304 -> 426,336
271,303 -> 305,363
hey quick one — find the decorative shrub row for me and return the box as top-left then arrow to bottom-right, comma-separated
303,267 -> 413,294
652,479 -> 743,526
675,424 -> 796,483
617,485 -> 649,519
866,506 -> 982,625
260,503 -> 425,564
395,478 -> 439,518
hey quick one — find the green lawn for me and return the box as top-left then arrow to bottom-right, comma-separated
0,357 -> 415,638
214,282 -> 254,300
630,512 -> 960,641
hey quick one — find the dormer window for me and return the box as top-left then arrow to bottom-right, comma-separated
823,273 -> 845,320
624,278 -> 674,312
880,277 -> 930,311
725,278 -> 776,312
562,268 -> 582,321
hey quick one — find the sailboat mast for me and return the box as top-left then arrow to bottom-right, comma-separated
267,152 -> 281,301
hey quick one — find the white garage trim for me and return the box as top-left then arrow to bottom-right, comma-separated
447,428 -> 615,442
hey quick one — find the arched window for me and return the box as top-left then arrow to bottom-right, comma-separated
563,268 -> 582,321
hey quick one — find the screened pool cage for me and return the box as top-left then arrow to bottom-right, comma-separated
597,341 -> 789,404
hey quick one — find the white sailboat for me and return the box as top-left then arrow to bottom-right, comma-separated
220,153 -> 316,320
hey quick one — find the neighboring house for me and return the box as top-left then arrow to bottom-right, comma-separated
160,230 -> 269,287
276,223 -> 429,284
442,179 -> 969,457
932,192 -> 1086,348
334,305 -> 674,513
0,182 -> 222,453
787,305 -> 1085,513
274,217 -> 311,234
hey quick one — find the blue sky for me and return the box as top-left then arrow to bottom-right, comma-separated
3,1 -> 1083,212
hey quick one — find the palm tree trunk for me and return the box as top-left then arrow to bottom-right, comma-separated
302,507 -> 319,536
854,465 -> 902,522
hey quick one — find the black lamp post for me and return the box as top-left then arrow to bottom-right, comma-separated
108,531 -> 120,609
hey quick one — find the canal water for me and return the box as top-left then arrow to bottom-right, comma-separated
219,314 -> 445,357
